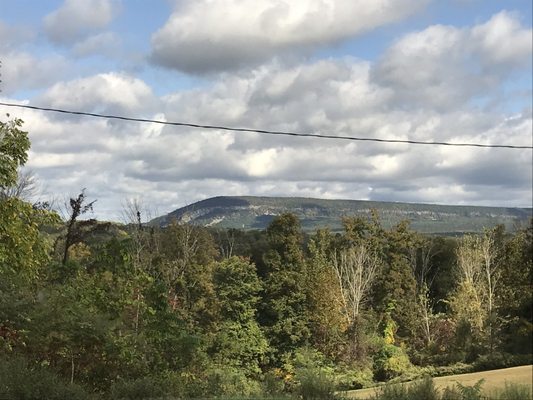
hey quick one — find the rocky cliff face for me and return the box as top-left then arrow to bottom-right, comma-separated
150,196 -> 532,234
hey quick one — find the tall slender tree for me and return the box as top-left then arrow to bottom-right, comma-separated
261,213 -> 309,362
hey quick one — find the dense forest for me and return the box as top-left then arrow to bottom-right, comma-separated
1,118 -> 532,399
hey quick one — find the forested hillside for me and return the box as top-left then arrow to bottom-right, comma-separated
151,196 -> 532,234
1,119 -> 532,399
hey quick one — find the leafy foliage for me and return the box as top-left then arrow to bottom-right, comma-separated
0,117 -> 30,189
0,119 -> 531,398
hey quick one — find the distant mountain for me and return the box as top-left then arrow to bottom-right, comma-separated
149,196 -> 532,234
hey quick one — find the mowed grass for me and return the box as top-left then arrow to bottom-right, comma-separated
344,365 -> 533,399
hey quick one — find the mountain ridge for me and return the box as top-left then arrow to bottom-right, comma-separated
149,196 -> 532,234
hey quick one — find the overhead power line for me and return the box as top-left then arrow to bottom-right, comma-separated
0,101 -> 531,149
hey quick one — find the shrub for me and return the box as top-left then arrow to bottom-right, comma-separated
261,370 -> 286,395
373,344 -> 412,381
408,377 -> 439,400
453,379 -> 485,400
372,383 -> 411,400
472,352 -> 533,372
297,368 -> 336,400
107,377 -> 167,399
0,355 -> 92,400
372,377 -> 439,400
441,386 -> 463,400
290,348 -> 337,400
432,362 -> 473,377
204,366 -> 262,397
335,366 -> 374,390
490,382 -> 532,400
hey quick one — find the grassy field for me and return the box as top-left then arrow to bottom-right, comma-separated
344,365 -> 533,399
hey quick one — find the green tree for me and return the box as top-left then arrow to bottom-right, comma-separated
25,277 -> 114,386
376,221 -> 419,341
0,117 -> 29,189
449,229 -> 503,356
306,229 -> 347,358
261,213 -> 310,362
498,221 -> 533,354
210,257 -> 268,375
158,222 -> 218,329
0,117 -> 59,284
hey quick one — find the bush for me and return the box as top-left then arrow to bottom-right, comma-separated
159,366 -> 263,398
205,366 -> 262,397
372,377 -> 438,400
372,383 -> 411,400
298,368 -> 336,400
290,348 -> 337,400
442,379 -> 485,400
472,352 -> 533,372
491,382 -> 532,400
335,366 -> 374,390
107,377 -> 167,399
441,385 -> 463,400
0,355 -> 92,400
432,363 -> 473,377
408,377 -> 439,400
373,344 -> 412,381
261,370 -> 286,395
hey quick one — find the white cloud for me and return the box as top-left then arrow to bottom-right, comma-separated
0,20 -> 34,51
43,0 -> 118,45
372,11 -> 532,110
472,11 -> 533,66
71,32 -> 121,58
0,51 -> 68,94
150,0 -> 428,73
1,10 -> 530,220
37,72 -> 157,114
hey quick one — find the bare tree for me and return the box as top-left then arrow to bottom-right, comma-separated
480,229 -> 499,353
408,237 -> 441,346
417,283 -> 433,345
61,189 -> 97,265
218,228 -> 236,259
121,198 -> 154,270
0,169 -> 37,201
408,237 -> 439,290
453,231 -> 499,344
456,235 -> 484,287
122,199 -> 146,334
162,221 -> 201,312
452,234 -> 485,330
333,244 -> 381,325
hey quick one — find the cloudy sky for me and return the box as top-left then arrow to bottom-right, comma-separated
1,0 -> 532,220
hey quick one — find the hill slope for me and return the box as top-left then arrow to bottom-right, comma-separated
150,196 -> 532,234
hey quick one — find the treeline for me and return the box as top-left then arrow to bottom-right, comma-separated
0,118 -> 532,399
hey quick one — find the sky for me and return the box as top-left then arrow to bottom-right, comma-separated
1,0 -> 532,221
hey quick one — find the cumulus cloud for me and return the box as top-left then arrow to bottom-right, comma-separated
472,11 -> 533,66
71,32 -> 121,58
37,72 -> 157,115
0,20 -> 34,51
43,0 -> 118,45
150,0 -> 428,73
372,11 -> 532,110
2,10 -> 530,220
0,51 -> 68,94
22,56 -> 530,219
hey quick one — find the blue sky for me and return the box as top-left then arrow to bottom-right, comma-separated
0,0 -> 531,219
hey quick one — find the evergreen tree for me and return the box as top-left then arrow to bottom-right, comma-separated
260,213 -> 310,363
210,257 -> 268,375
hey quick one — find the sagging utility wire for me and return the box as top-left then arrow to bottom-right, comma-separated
0,102 -> 531,149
